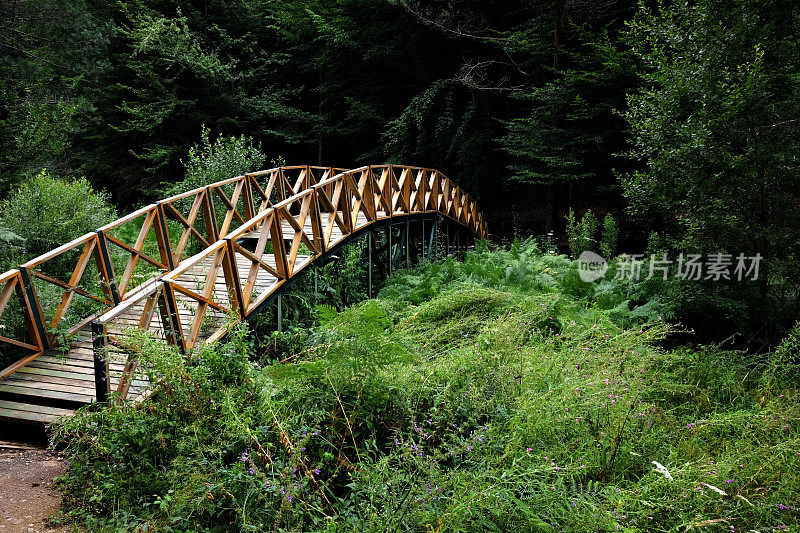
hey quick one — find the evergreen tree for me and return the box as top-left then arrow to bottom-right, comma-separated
621,0 -> 800,339
500,0 -> 636,232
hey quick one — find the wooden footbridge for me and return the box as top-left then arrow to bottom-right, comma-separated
0,165 -> 485,424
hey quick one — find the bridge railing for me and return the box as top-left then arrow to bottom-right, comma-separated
0,165 -> 346,379
1,164 -> 484,398
92,165 -> 485,368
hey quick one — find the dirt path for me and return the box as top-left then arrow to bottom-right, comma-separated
0,444 -> 70,533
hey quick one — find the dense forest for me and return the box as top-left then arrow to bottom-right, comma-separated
3,0 -> 799,347
1,1 -> 800,530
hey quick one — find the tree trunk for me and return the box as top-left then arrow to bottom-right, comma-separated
545,183 -> 560,234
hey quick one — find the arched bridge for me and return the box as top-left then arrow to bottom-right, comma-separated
0,165 -> 485,423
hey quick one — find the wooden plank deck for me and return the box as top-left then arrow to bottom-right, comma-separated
239,211 -> 377,245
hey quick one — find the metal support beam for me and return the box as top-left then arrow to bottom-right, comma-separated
387,223 -> 392,276
277,292 -> 282,332
446,222 -> 451,256
405,218 -> 410,268
92,321 -> 110,403
421,219 -> 425,260
368,231 -> 373,298
427,219 -> 436,259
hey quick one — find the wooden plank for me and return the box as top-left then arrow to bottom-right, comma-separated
11,365 -> 99,380
213,180 -> 247,236
0,400 -> 75,415
5,371 -> 92,388
0,335 -> 39,352
0,384 -> 93,403
27,358 -> 128,373
7,368 -> 147,389
20,232 -> 97,269
35,349 -> 122,362
105,233 -> 167,272
0,350 -> 45,380
0,275 -> 18,318
1,376 -> 96,396
164,194 -> 210,261
0,409 -> 57,423
30,269 -> 108,307
0,403 -> 74,424
28,355 -> 129,370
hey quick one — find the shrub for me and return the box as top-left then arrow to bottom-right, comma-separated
0,170 -> 115,264
0,224 -> 24,271
600,213 -> 618,259
50,241 -> 800,532
566,209 -> 599,258
163,125 -> 265,197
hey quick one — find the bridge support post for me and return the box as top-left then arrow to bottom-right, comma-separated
421,219 -> 425,260
92,321 -> 110,403
428,219 -> 436,258
95,230 -> 121,305
368,231 -> 373,298
387,223 -> 392,276
161,281 -> 186,354
155,202 -> 176,270
405,218 -> 410,269
277,292 -> 282,332
18,267 -> 49,351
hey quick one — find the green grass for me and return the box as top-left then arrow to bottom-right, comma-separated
50,240 -> 800,532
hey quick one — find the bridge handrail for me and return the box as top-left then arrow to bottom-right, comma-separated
0,165 -> 349,379
93,164 -> 484,363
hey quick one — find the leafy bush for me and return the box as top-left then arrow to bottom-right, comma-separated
566,209 -> 598,259
0,171 -> 116,362
0,224 -> 24,271
163,125 -> 265,197
600,213 -> 618,259
0,170 -> 115,266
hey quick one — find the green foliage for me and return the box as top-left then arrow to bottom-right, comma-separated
0,224 -> 24,270
621,0 -> 800,341
110,1 -> 298,180
565,209 -> 599,259
317,238 -> 369,309
600,214 -> 618,259
499,6 -> 638,228
0,0 -> 100,194
164,126 -> 266,197
765,320 -> 800,387
52,241 -> 800,531
0,0 -> 644,210
0,172 -> 115,349
0,170 -> 115,266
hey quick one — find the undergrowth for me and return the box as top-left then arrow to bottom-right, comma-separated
51,240 -> 800,532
